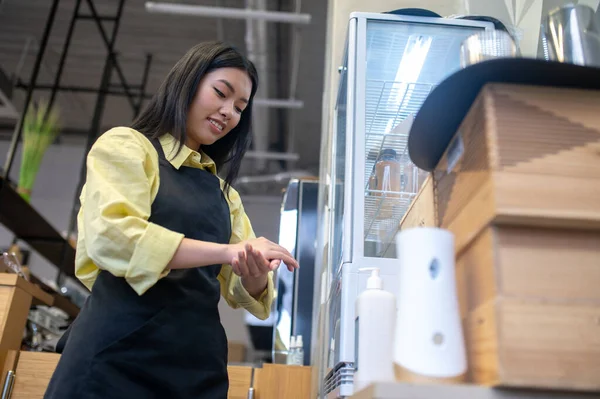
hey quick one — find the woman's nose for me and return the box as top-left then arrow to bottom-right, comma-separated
220,102 -> 234,120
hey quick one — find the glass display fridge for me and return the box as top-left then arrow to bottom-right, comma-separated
314,12 -> 494,399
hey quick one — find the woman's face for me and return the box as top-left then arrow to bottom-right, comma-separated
185,67 -> 252,150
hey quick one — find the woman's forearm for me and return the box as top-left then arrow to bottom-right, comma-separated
167,238 -> 233,270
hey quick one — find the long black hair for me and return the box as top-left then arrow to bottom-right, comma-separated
131,41 -> 259,193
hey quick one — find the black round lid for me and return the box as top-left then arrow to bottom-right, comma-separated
408,58 -> 600,171
384,8 -> 442,18
379,148 -> 398,159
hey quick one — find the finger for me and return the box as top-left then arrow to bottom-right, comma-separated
246,254 -> 262,278
266,250 -> 298,270
231,257 -> 241,276
269,259 -> 281,271
237,250 -> 250,277
251,248 -> 271,270
245,247 -> 262,277
272,247 -> 299,269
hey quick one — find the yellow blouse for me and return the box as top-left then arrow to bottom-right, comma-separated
74,127 -> 274,320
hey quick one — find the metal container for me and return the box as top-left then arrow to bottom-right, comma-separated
460,30 -> 517,68
542,4 -> 600,67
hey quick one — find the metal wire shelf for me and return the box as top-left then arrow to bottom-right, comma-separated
363,80 -> 433,251
364,80 -> 434,187
364,191 -> 415,250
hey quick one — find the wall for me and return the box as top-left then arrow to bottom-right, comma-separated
0,137 -> 283,350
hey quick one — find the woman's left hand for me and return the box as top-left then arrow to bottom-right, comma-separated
232,244 -> 283,297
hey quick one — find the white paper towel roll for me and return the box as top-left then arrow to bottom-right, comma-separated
394,227 -> 466,379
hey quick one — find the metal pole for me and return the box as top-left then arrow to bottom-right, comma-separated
60,53 -> 114,281
3,0 -> 61,181
135,53 -> 153,116
286,0 -> 303,171
84,0 -> 136,111
145,2 -> 312,24
46,0 -> 83,118
15,81 -> 141,97
16,82 -> 304,108
61,0 -> 127,281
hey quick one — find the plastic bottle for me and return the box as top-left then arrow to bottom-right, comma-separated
375,149 -> 401,196
354,268 -> 396,392
294,335 -> 305,365
286,336 -> 296,365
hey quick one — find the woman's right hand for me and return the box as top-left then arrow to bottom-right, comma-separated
228,237 -> 298,271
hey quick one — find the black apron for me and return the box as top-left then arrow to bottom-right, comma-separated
45,139 -> 232,399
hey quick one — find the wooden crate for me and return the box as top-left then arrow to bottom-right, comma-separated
455,225 -> 600,391
455,225 -> 600,317
9,351 -> 254,399
254,364 -> 312,399
227,341 -> 247,363
465,298 -> 600,392
433,84 -> 600,253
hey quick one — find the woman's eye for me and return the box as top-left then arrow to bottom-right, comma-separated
235,107 -> 243,114
214,88 -> 225,98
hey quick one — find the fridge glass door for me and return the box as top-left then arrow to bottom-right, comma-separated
330,41 -> 350,279
362,19 -> 489,258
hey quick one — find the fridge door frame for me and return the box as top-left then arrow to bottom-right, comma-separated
348,12 -> 495,270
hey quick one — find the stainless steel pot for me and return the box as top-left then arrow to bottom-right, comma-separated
542,4 -> 600,67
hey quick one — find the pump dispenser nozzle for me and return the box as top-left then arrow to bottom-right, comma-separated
359,267 -> 383,290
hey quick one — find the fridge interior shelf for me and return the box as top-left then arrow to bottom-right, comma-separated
364,80 -> 435,188
364,191 -> 415,254
363,80 -> 433,254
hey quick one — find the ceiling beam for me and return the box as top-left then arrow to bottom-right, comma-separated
145,2 -> 312,24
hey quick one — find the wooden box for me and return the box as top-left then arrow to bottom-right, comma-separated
456,225 -> 600,391
433,84 -> 600,253
430,83 -> 600,391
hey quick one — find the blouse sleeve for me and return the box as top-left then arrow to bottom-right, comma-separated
78,127 -> 184,295
217,186 -> 274,320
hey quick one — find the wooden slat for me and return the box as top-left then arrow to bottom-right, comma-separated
227,341 -> 247,364
0,274 -> 53,306
456,225 -> 600,316
494,172 -> 600,229
9,354 -> 253,399
12,352 -> 61,399
455,228 -> 497,318
255,364 -> 312,399
399,175 -> 435,230
464,300 -> 500,386
228,365 -> 252,399
352,381 -> 600,399
465,298 -> 600,391
496,226 -> 600,301
0,349 -> 20,393
0,288 -> 32,350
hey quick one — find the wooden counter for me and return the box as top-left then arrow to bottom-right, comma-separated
2,351 -> 311,398
352,382 -> 600,399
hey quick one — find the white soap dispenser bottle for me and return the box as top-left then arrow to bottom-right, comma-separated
354,268 -> 396,393
294,335 -> 305,365
286,336 -> 296,365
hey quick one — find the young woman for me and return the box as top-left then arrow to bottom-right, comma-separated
44,41 -> 298,399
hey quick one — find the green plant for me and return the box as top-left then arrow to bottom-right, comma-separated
17,100 -> 61,202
